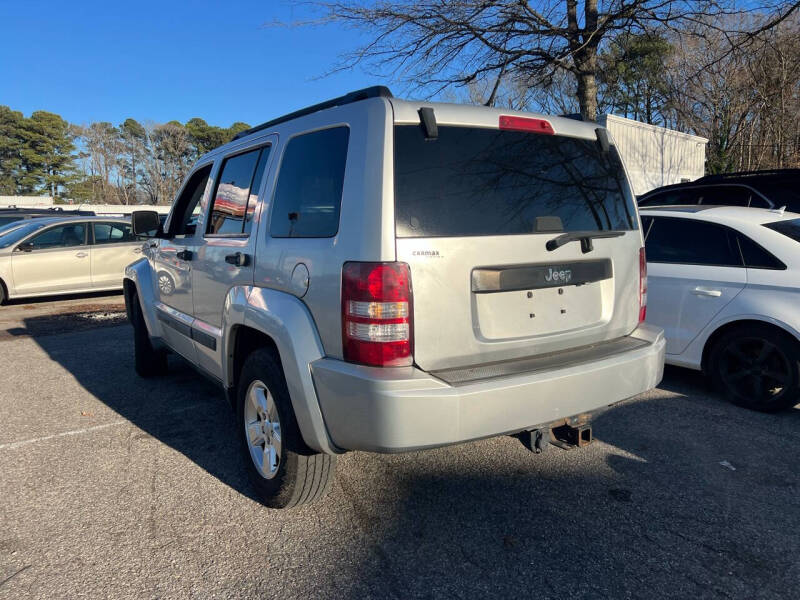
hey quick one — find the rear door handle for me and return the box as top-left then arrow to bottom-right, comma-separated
75,251 -> 88,258
176,250 -> 193,261
225,252 -> 249,267
692,287 -> 722,297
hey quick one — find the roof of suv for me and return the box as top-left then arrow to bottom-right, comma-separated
639,168 -> 800,202
640,205 -> 800,226
206,86 -> 605,162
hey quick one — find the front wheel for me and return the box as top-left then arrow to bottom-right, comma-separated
130,294 -> 168,377
708,324 -> 800,412
237,348 -> 336,508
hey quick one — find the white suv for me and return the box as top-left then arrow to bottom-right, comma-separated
125,87 -> 665,508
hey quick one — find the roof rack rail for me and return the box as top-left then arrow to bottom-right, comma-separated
232,86 -> 393,141
698,168 -> 800,180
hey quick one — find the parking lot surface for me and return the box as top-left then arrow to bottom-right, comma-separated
1,300 -> 799,599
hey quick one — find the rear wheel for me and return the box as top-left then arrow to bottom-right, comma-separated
0,281 -> 5,305
708,324 -> 800,412
130,294 -> 168,377
236,348 -> 336,508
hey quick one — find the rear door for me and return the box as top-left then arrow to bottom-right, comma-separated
643,216 -> 746,355
191,141 -> 274,377
393,122 -> 642,372
11,222 -> 91,295
90,221 -> 144,289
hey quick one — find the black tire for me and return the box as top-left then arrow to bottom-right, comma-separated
708,324 -> 800,412
236,348 -> 336,508
130,293 -> 168,377
0,281 -> 5,305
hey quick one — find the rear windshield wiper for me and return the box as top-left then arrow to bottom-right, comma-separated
546,230 -> 625,254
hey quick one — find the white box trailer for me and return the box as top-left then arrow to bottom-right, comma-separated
598,114 -> 708,196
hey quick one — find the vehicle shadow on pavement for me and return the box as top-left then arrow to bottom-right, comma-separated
318,377 -> 800,598
22,321 -> 800,598
27,321 -> 261,503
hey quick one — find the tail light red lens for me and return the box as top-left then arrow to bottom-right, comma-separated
499,115 -> 555,135
639,247 -> 647,323
342,262 -> 413,367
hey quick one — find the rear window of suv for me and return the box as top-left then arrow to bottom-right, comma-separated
394,125 -> 637,238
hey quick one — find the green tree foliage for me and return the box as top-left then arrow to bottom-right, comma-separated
0,108 -> 249,203
0,106 -> 25,194
19,111 -> 77,197
599,33 -> 673,126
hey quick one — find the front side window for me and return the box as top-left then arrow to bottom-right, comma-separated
207,146 -> 270,236
645,217 -> 741,266
25,223 -> 87,250
169,166 -> 212,238
270,127 -> 349,238
394,125 -> 637,238
93,222 -> 139,244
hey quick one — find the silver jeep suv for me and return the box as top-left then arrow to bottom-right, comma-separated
125,87 -> 665,508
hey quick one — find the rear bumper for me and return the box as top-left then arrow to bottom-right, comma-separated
312,324 -> 666,452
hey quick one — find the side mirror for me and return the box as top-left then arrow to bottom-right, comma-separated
16,241 -> 34,252
132,210 -> 163,237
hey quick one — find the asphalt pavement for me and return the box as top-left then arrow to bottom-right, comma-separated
0,299 -> 798,599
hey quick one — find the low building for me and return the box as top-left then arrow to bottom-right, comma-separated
598,114 -> 708,196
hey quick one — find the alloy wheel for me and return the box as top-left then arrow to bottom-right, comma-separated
243,380 -> 282,479
718,336 -> 792,408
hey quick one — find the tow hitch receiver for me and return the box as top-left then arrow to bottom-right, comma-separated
550,422 -> 593,450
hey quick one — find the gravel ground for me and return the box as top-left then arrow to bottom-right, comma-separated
0,313 -> 798,599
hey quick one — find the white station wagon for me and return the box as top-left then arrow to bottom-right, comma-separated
0,216 -> 144,303
641,205 -> 800,412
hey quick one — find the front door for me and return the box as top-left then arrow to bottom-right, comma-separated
191,141 -> 274,377
150,165 -> 212,362
643,216 -> 747,355
11,222 -> 91,296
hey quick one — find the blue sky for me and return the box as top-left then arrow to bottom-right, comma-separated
1,0 -> 381,127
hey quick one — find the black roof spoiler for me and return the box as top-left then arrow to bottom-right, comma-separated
232,86 -> 394,141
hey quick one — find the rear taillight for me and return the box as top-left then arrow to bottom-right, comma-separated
342,262 -> 413,367
639,247 -> 647,323
498,115 -> 555,135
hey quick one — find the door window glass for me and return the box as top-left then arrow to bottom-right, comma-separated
168,166 -> 212,238
270,127 -> 349,238
207,146 -> 270,236
645,217 -> 741,266
27,223 -> 86,250
93,222 -> 139,244
638,189 -> 697,207
696,186 -> 752,207
736,233 -> 786,269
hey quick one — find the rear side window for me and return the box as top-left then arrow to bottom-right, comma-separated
207,147 -> 270,236
645,217 -> 741,266
736,233 -> 785,270
93,222 -> 139,244
754,181 -> 800,211
696,186 -> 752,207
394,125 -> 637,238
270,127 -> 349,238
